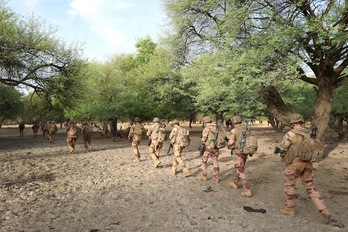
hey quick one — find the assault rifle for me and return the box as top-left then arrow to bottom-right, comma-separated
167,144 -> 173,155
310,125 -> 318,138
198,143 -> 206,156
274,146 -> 287,158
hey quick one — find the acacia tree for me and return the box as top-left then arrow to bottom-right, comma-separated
0,85 -> 24,126
163,0 -> 348,139
0,1 -> 85,103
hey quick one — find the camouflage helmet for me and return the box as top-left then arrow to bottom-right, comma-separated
203,116 -> 213,123
289,114 -> 304,124
231,116 -> 242,124
134,117 -> 140,122
171,119 -> 179,126
153,117 -> 160,123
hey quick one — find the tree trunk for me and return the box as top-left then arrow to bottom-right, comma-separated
109,118 -> 118,141
312,80 -> 334,140
259,86 -> 293,130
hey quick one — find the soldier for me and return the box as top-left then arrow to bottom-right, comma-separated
18,121 -> 25,137
32,122 -> 39,137
41,121 -> 49,138
168,120 -> 190,177
147,117 -> 166,168
47,121 -> 58,144
81,122 -> 92,153
197,116 -> 222,183
227,116 -> 252,197
128,117 -> 145,162
66,121 -> 78,154
276,114 -> 331,224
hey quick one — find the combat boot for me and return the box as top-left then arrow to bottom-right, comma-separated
154,160 -> 161,168
133,157 -> 140,163
320,209 -> 331,224
171,167 -> 176,175
197,174 -> 207,181
279,208 -> 296,217
241,189 -> 253,197
183,168 -> 191,177
229,181 -> 238,189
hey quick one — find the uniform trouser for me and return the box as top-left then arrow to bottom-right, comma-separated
131,136 -> 141,158
284,157 -> 327,211
172,144 -> 187,170
233,153 -> 251,190
48,132 -> 55,143
67,136 -> 77,153
19,129 -> 24,137
148,140 -> 163,161
83,136 -> 92,151
201,147 -> 219,180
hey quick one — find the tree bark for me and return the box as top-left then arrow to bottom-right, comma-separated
312,78 -> 334,140
259,86 -> 293,130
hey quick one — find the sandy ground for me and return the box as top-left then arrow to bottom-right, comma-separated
0,123 -> 347,232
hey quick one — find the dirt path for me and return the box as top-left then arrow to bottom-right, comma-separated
0,124 -> 347,231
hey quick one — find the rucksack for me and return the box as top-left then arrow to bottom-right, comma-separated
207,124 -> 226,149
68,126 -> 78,138
291,127 -> 323,162
237,126 -> 258,156
151,123 -> 166,143
176,127 -> 190,148
133,124 -> 143,136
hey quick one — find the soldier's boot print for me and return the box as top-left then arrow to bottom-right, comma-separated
229,181 -> 238,189
320,209 -> 331,224
241,189 -> 252,197
197,174 -> 207,181
183,168 -> 190,177
279,208 -> 296,217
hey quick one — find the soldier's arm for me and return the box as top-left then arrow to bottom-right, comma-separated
201,128 -> 209,143
280,131 -> 293,151
227,129 -> 236,148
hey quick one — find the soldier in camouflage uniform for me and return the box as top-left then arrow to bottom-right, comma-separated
128,117 -> 145,162
66,122 -> 78,154
168,120 -> 190,177
18,121 -> 25,137
277,114 -> 331,224
147,117 -> 165,168
32,122 -> 39,138
197,116 -> 221,183
47,121 -> 58,144
227,116 -> 252,197
82,122 -> 92,153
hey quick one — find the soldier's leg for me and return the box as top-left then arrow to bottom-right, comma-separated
149,142 -> 161,168
173,146 -> 190,177
301,163 -> 331,223
132,140 -> 140,161
155,142 -> 163,158
172,156 -> 178,175
281,161 -> 303,215
67,138 -> 73,153
231,154 -> 245,188
197,150 -> 209,181
211,152 -> 219,182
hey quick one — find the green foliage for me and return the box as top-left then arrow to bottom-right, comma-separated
0,85 -> 24,123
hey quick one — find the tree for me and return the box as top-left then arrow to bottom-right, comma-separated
0,85 -> 24,126
0,1 -> 85,102
163,0 -> 348,139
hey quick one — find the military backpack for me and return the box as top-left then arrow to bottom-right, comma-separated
176,127 -> 190,148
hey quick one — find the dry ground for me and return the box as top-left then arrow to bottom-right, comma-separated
0,123 -> 347,232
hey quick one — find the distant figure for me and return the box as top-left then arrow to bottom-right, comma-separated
41,121 -> 48,138
81,122 -> 92,153
147,117 -> 166,168
66,122 -> 78,154
18,121 -> 25,137
128,117 -> 145,162
47,121 -> 58,144
32,122 -> 39,137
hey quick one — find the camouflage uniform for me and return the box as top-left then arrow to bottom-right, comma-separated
66,122 -> 78,154
18,122 -> 25,137
128,117 -> 145,162
197,116 -> 220,183
147,117 -> 165,168
227,116 -> 252,197
278,114 -> 331,224
47,121 -> 58,144
168,120 -> 190,177
82,122 -> 92,153
32,122 -> 39,137
41,121 -> 49,138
